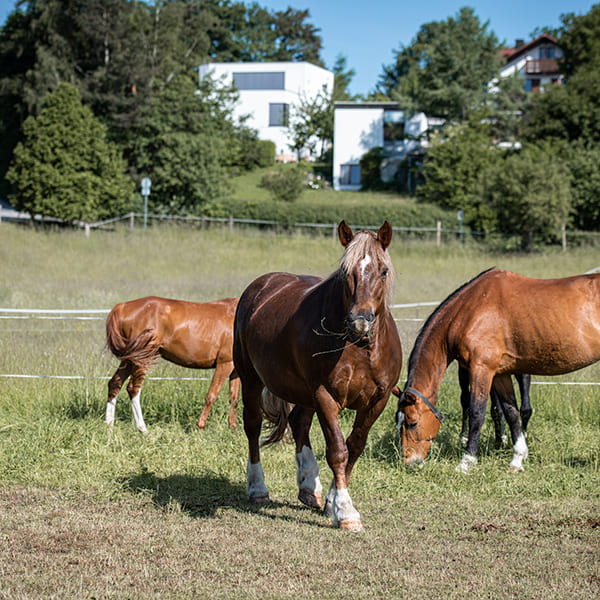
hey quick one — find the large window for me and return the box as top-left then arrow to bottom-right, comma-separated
233,72 -> 285,90
340,164 -> 361,186
383,110 -> 405,143
269,103 -> 289,127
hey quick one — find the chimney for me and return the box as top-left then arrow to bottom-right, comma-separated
515,39 -> 525,49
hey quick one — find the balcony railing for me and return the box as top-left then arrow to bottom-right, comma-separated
525,58 -> 559,74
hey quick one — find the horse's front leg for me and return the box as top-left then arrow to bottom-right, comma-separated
315,386 -> 362,531
289,405 -> 322,509
458,365 -> 470,447
494,373 -> 528,472
458,367 -> 493,473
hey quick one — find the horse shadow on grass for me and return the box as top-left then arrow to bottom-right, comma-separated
120,469 -> 329,527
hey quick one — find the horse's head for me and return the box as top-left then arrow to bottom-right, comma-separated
337,220 -> 394,341
395,386 -> 442,465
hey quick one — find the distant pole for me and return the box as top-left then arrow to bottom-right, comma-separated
457,210 -> 464,244
436,221 -> 441,247
562,223 -> 567,251
141,177 -> 152,229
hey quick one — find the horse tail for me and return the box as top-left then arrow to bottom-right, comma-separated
105,306 -> 159,369
260,388 -> 292,447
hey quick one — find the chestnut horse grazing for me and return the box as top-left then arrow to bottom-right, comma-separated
234,221 -> 402,531
105,296 -> 240,433
396,268 -> 600,473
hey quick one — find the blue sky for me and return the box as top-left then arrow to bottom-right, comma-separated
1,0 -> 597,95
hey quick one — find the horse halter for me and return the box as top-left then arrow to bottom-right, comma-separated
403,386 -> 444,423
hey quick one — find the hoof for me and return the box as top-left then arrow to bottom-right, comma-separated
507,465 -> 524,474
298,489 -> 322,510
138,426 -> 148,435
196,419 -> 206,430
228,420 -> 237,430
338,519 -> 363,532
249,493 -> 271,505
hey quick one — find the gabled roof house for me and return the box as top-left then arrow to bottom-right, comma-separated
500,34 -> 563,92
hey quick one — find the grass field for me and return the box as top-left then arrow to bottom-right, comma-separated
0,222 -> 598,599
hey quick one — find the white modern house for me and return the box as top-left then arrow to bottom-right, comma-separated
500,34 -> 563,91
198,61 -> 333,161
332,102 -> 442,191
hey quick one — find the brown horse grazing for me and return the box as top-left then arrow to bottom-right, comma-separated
105,296 -> 240,433
396,268 -> 600,473
458,367 -> 532,448
233,221 -> 402,531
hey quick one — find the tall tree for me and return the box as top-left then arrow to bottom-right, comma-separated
557,4 -> 600,77
6,82 -> 134,223
131,72 -> 247,214
378,7 -> 502,121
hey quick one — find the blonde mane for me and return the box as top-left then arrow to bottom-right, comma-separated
338,230 -> 395,306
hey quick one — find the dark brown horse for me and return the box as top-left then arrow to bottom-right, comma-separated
234,221 -> 402,531
105,296 -> 240,433
396,268 -> 600,473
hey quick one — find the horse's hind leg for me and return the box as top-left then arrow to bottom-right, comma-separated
289,405 -> 322,510
106,361 -> 132,426
127,365 -> 149,434
517,373 -> 532,434
490,386 -> 508,446
228,373 -> 240,429
243,379 -> 270,505
196,362 -> 232,429
494,373 -> 528,472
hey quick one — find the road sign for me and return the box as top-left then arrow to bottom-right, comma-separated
141,177 -> 151,196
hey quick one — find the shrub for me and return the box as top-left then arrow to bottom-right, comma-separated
260,165 -> 307,202
257,140 -> 276,168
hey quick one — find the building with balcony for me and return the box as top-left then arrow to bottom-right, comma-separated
500,34 -> 563,92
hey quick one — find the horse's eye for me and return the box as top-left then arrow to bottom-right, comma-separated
381,267 -> 389,279
404,419 -> 418,430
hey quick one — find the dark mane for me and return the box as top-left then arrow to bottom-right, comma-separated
406,267 -> 496,380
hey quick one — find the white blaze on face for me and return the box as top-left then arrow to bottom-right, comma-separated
359,254 -> 371,278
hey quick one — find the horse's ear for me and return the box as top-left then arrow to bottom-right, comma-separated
378,220 -> 392,250
338,220 -> 354,247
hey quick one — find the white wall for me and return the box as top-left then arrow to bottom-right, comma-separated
333,106 -> 384,191
198,62 -> 333,160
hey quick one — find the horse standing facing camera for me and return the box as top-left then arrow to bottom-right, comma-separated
234,221 -> 402,531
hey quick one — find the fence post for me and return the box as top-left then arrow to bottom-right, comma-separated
228,215 -> 233,232
562,224 -> 567,252
436,221 -> 441,247
84,223 -> 90,238
333,223 -> 336,240
129,212 -> 135,231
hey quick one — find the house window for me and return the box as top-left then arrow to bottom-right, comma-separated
540,46 -> 555,59
269,103 -> 289,126
340,164 -> 361,185
383,110 -> 405,143
233,72 -> 285,90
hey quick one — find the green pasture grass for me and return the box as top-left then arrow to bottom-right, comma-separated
0,223 -> 599,599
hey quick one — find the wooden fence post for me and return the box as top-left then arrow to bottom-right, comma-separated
129,212 -> 135,231
84,223 -> 90,238
436,221 -> 441,247
229,215 -> 233,232
562,224 -> 567,251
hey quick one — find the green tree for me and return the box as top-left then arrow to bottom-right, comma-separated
417,120 -> 501,232
288,85 -> 332,160
331,54 -> 356,100
6,82 -> 134,223
557,5 -> 600,77
132,73 -> 246,214
378,7 -> 502,121
480,144 -> 572,250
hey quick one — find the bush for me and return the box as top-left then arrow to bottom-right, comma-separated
260,165 -> 307,202
257,140 -> 276,168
